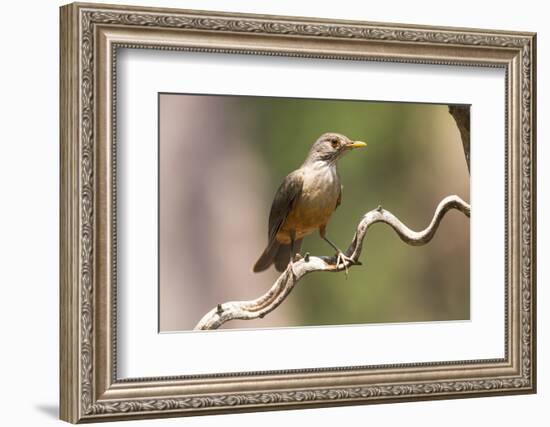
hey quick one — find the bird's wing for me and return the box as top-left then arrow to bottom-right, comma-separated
267,169 -> 304,243
336,184 -> 343,209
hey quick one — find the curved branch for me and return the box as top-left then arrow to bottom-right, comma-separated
194,195 -> 470,330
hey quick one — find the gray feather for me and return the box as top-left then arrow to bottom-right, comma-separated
253,170 -> 304,273
252,241 -> 280,273
267,169 -> 304,242
274,239 -> 303,272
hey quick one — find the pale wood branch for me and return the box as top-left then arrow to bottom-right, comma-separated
194,195 -> 471,330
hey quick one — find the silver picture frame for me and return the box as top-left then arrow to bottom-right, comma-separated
60,2 -> 536,422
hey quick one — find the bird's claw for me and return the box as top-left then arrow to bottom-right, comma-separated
288,258 -> 298,279
287,253 -> 304,279
335,252 -> 354,278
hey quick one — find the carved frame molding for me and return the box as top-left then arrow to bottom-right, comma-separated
60,2 -> 536,422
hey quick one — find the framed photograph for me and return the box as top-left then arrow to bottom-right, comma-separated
60,2 -> 536,423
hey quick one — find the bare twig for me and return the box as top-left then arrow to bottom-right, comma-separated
194,195 -> 470,330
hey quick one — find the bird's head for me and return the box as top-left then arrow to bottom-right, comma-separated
305,132 -> 367,165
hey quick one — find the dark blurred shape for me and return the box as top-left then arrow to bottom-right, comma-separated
449,105 -> 470,171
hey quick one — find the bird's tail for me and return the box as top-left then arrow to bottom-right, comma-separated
253,241 -> 280,273
253,239 -> 303,273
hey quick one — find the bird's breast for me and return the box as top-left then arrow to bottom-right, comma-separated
279,164 -> 340,241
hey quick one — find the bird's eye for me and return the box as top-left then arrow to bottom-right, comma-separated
331,139 -> 339,148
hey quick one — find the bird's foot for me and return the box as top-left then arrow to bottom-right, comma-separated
288,258 -> 298,279
335,252 -> 355,278
287,253 -> 304,278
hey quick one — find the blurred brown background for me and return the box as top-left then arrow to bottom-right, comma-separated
159,94 -> 470,332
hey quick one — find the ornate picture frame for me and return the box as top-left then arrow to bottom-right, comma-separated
60,2 -> 536,423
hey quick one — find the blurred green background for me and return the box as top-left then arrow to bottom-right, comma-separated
159,94 -> 470,332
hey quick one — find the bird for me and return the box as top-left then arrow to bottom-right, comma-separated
253,132 -> 367,274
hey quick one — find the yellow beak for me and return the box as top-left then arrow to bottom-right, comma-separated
347,140 -> 367,149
